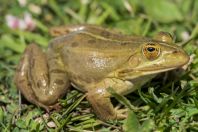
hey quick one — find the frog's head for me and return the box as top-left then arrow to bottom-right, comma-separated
118,32 -> 190,79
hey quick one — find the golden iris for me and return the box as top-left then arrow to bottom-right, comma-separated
142,43 -> 161,60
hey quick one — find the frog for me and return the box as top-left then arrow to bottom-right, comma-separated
14,24 -> 189,121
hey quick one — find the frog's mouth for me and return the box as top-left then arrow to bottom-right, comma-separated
117,66 -> 177,80
135,62 -> 186,72
136,66 -> 179,74
117,59 -> 188,80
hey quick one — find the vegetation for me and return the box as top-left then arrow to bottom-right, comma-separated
0,0 -> 198,131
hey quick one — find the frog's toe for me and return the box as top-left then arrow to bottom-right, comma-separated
115,108 -> 128,119
49,103 -> 62,111
115,104 -> 122,110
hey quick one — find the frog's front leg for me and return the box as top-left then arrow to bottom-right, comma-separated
86,78 -> 134,121
14,44 -> 70,111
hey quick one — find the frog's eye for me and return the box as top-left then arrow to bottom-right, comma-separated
142,44 -> 161,60
154,32 -> 173,44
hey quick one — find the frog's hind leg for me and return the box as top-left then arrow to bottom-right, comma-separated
14,44 -> 70,111
15,45 -> 50,110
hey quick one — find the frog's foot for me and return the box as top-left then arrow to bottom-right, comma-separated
86,91 -> 128,121
39,103 -> 62,113
49,103 -> 62,111
115,107 -> 128,119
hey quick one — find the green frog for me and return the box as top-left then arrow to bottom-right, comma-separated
14,25 -> 189,121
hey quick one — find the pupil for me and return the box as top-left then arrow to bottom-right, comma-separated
147,47 -> 155,52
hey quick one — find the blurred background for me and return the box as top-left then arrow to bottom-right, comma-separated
0,0 -> 198,131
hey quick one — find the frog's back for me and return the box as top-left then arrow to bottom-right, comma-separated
50,30 -> 151,50
49,31 -> 143,85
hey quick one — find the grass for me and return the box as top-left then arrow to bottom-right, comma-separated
0,0 -> 198,131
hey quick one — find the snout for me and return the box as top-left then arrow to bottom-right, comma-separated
165,48 -> 189,68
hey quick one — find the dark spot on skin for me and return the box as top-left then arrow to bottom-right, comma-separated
27,82 -> 31,87
64,30 -> 69,33
50,69 -> 65,74
19,79 -> 25,84
121,42 -> 128,45
101,31 -> 110,37
31,58 -> 35,68
88,39 -> 96,44
37,80 -> 43,89
49,38 -> 64,49
54,79 -> 64,85
172,50 -> 179,54
53,30 -> 61,35
71,42 -> 79,47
